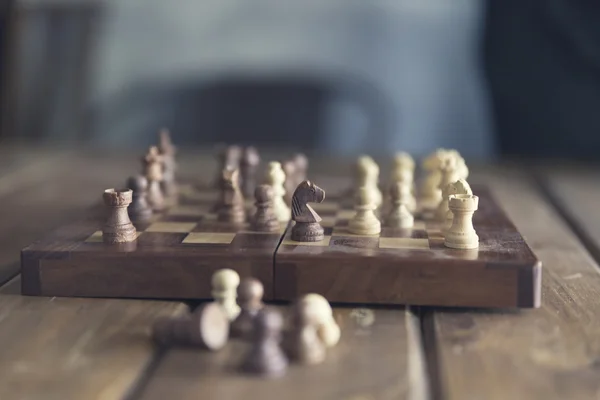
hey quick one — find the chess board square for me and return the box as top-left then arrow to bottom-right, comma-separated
281,236 -> 332,246
330,236 -> 379,249
137,232 -> 188,246
167,205 -> 205,217
183,232 -> 236,244
84,231 -> 142,243
380,228 -> 428,239
379,237 -> 430,250
332,227 -> 379,238
145,222 -> 197,233
231,232 -> 281,250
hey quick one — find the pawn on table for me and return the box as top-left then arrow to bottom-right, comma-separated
349,186 -> 381,235
142,146 -> 166,212
264,162 -> 290,222
217,168 -> 246,224
152,302 -> 229,350
127,175 -> 153,222
241,308 -> 288,378
445,194 -> 479,249
302,294 -> 341,348
251,185 -> 280,233
231,278 -> 265,339
102,188 -> 137,244
211,269 -> 241,321
385,181 -> 414,229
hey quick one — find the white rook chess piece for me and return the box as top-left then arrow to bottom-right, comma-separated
444,194 -> 479,249
349,186 -> 381,235
442,179 -> 472,235
265,162 -> 290,222
211,269 -> 241,321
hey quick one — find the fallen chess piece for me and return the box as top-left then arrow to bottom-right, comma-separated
152,302 -> 229,350
240,308 -> 288,378
102,188 -> 137,244
285,295 -> 330,365
302,293 -> 341,348
212,269 -> 241,321
291,180 -> 326,242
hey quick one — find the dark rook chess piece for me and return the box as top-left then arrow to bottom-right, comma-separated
102,189 -> 137,244
152,302 -> 229,350
231,278 -> 265,339
127,175 -> 153,222
217,168 -> 246,224
250,185 -> 280,233
143,146 -> 165,212
291,180 -> 325,242
241,146 -> 260,198
240,308 -> 288,378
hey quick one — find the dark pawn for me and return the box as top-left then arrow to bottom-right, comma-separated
127,176 -> 153,222
251,185 -> 280,232
281,160 -> 296,206
241,147 -> 260,198
217,168 -> 246,224
241,308 -> 288,378
291,180 -> 326,242
231,278 -> 265,339
152,302 -> 229,350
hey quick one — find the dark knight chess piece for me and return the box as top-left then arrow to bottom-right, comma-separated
251,185 -> 280,233
217,168 -> 246,224
291,181 -> 326,242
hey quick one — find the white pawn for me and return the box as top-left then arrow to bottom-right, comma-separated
391,152 -> 416,213
349,186 -> 381,235
435,156 -> 461,221
356,156 -> 382,209
385,181 -> 414,229
301,293 -> 341,348
264,162 -> 290,222
420,149 -> 446,208
442,179 -> 472,235
444,194 -> 479,249
211,269 -> 241,321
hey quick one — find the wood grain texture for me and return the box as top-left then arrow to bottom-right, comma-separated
139,307 -> 429,400
0,277 -> 186,400
430,169 -> 600,400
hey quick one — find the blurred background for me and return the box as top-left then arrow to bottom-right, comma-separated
0,0 -> 599,160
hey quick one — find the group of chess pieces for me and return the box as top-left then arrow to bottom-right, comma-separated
153,268 -> 341,378
99,129 -> 479,251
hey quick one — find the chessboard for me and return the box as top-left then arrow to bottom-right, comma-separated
21,179 -> 541,309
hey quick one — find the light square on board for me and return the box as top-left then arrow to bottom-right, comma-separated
281,236 -> 332,247
183,232 -> 236,244
145,222 -> 197,233
379,237 -> 430,250
332,227 -> 379,238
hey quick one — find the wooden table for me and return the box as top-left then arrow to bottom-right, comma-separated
1,147 -> 599,400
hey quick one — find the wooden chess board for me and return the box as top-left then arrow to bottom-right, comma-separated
21,181 -> 541,308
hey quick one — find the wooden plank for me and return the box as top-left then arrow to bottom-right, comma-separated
138,307 -> 429,400
0,277 -> 186,400
429,168 -> 600,399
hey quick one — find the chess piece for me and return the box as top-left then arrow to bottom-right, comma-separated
391,152 -> 417,213
355,156 -> 382,208
127,175 -> 153,222
435,157 -> 461,221
217,168 -> 246,224
442,179 -> 473,234
241,308 -> 288,378
444,194 -> 479,249
241,146 -> 260,198
302,294 -> 341,348
102,189 -> 137,244
281,159 -> 297,205
152,302 -> 229,350
231,278 -> 265,339
211,269 -> 241,321
251,185 -> 280,233
264,162 -> 290,222
420,149 -> 447,208
285,296 -> 327,365
385,181 -> 414,229
293,153 -> 309,188
349,186 -> 381,235
214,145 -> 243,188
158,128 -> 178,204
143,146 -> 166,212
291,180 -> 326,242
